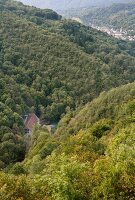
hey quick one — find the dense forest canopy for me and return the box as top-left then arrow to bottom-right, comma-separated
1,81 -> 135,199
56,81 -> 135,136
0,1 -> 135,199
0,0 -> 135,166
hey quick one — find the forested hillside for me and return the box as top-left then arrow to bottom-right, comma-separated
56,81 -> 135,136
0,1 -> 135,199
1,81 -> 135,199
1,0 -> 135,167
81,2 -> 135,35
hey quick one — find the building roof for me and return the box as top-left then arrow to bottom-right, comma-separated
25,113 -> 39,132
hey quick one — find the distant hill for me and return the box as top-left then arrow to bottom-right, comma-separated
77,2 -> 135,35
17,0 -> 133,10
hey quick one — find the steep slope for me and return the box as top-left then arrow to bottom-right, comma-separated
1,0 -> 135,119
56,81 -> 135,136
0,1 -> 135,198
1,0 -> 135,167
4,81 -> 135,200
24,81 -> 135,164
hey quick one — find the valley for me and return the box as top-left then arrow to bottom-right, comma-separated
71,16 -> 135,41
63,2 -> 135,41
0,0 -> 135,199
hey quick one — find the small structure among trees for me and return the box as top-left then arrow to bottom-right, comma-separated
24,113 -> 40,134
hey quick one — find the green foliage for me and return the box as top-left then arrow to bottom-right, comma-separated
9,162 -> 27,175
1,81 -> 135,199
23,127 -> 59,174
90,119 -> 111,139
56,82 -> 135,136
1,0 -> 135,126
0,1 -> 135,199
0,129 -> 25,168
0,172 -> 44,200
1,0 -> 135,167
35,153 -> 96,200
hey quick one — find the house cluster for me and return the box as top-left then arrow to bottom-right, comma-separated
23,113 -> 56,134
90,24 -> 135,41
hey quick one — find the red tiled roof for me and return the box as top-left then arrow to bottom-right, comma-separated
25,113 -> 39,132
